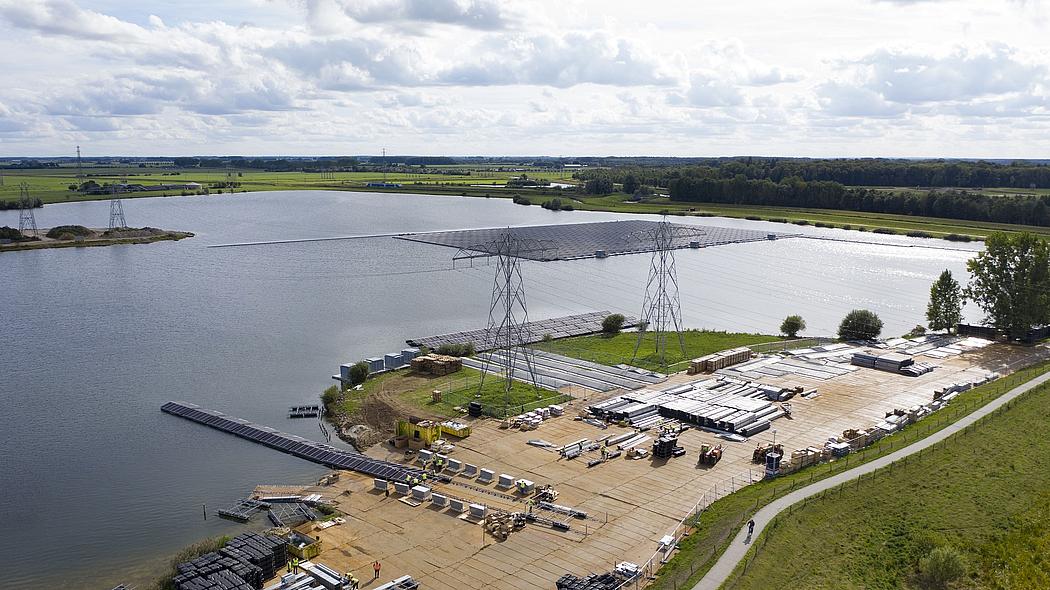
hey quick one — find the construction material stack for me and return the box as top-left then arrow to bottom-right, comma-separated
752,443 -> 783,464
688,347 -> 753,374
172,532 -> 287,590
410,354 -> 462,376
556,573 -> 623,590
652,433 -> 683,459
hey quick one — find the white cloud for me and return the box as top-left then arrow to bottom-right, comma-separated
0,0 -> 1049,157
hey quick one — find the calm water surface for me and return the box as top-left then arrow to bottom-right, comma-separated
0,191 -> 981,589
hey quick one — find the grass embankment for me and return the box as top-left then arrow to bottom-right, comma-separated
726,365 -> 1050,590
0,228 -> 193,252
649,360 -> 1050,590
328,366 -> 567,419
536,329 -> 782,373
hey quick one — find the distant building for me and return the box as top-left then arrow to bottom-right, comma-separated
365,182 -> 403,188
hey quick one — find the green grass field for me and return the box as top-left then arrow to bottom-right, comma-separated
648,360 -> 1050,590
332,365 -> 565,418
535,329 -> 782,372
725,368 -> 1050,590
0,166 -> 578,205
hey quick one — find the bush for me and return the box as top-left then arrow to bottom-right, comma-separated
872,227 -> 897,234
792,219 -> 811,226
943,233 -> 973,242
561,204 -> 574,211
906,230 -> 932,238
745,215 -> 762,221
780,315 -> 806,338
348,361 -> 369,385
512,195 -> 532,206
767,217 -> 788,223
601,313 -> 626,335
914,546 -> 966,590
838,309 -> 883,341
906,324 -> 927,338
45,225 -> 92,239
0,226 -> 25,241
321,385 -> 340,408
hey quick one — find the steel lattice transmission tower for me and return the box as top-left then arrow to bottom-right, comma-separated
108,174 -> 128,230
455,233 -> 552,414
18,182 -> 38,235
630,220 -> 704,367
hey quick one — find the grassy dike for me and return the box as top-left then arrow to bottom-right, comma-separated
648,359 -> 1050,590
722,364 -> 1050,590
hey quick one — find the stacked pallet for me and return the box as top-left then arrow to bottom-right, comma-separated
174,533 -> 287,590
652,434 -> 682,459
410,354 -> 462,376
851,351 -> 915,373
689,347 -> 753,374
556,572 -> 623,590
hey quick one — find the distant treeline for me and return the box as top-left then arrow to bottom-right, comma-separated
576,158 -> 1050,189
0,198 -> 42,210
668,176 -> 1050,227
171,156 -> 566,170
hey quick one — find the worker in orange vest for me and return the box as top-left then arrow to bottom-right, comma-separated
372,560 -> 382,580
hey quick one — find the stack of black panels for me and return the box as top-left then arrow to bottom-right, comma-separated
173,552 -> 261,590
653,434 -> 679,459
221,532 -> 288,580
556,573 -> 623,590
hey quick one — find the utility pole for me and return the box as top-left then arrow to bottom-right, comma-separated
109,173 -> 127,230
630,219 -> 704,367
454,233 -> 552,414
18,182 -> 38,236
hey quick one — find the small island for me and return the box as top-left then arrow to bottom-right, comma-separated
0,225 -> 193,252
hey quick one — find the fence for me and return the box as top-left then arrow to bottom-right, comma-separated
602,355 -> 1046,590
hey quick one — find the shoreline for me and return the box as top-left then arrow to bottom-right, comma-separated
0,229 -> 194,253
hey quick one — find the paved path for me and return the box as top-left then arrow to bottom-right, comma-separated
693,369 -> 1050,590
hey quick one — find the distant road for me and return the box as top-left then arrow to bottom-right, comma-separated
693,367 -> 1050,590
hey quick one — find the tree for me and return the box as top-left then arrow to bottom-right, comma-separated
622,174 -> 639,194
780,315 -> 806,338
926,270 -> 964,333
838,309 -> 883,341
914,546 -> 966,590
966,232 -> 1050,339
602,313 -> 626,334
348,361 -> 369,385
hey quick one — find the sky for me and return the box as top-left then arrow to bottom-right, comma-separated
0,0 -> 1048,157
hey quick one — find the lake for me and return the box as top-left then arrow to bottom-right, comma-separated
0,190 -> 981,589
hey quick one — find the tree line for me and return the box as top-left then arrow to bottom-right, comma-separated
575,158 -> 1050,189
666,176 -> 1050,226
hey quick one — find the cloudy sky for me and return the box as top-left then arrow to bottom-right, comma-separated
0,0 -> 1048,157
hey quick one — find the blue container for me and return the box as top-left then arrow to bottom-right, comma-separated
366,357 -> 385,373
384,353 -> 404,370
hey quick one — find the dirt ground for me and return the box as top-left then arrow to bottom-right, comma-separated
280,344 -> 1047,589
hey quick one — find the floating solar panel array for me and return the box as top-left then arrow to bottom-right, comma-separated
406,311 -> 637,352
162,402 -> 423,483
397,220 -> 788,261
462,349 -> 665,392
589,377 -> 790,436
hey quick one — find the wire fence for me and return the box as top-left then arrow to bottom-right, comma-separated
605,355 -> 1046,590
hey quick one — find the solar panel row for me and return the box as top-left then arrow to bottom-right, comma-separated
161,402 -> 423,482
397,220 -> 785,261
406,311 -> 637,352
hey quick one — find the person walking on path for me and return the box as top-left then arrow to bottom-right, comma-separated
373,560 -> 381,580
746,519 -> 755,543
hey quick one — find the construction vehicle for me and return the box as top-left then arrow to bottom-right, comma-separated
697,444 -> 723,466
752,443 -> 784,464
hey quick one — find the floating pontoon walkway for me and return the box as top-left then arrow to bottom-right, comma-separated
162,401 -> 423,482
